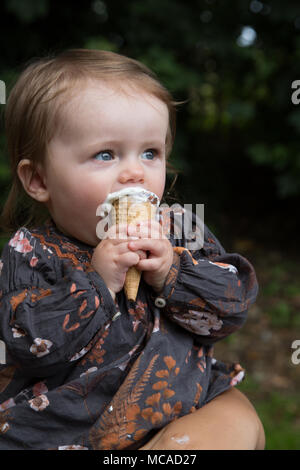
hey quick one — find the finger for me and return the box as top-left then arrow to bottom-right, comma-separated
128,238 -> 165,255
110,241 -> 130,254
106,240 -> 147,258
135,257 -> 160,271
110,236 -> 141,248
117,251 -> 141,270
94,240 -> 135,262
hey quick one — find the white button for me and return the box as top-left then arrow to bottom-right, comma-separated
154,297 -> 166,308
112,311 -> 121,321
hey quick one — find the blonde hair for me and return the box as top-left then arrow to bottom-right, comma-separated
1,49 -> 180,234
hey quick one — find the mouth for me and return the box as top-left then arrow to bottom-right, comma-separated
109,185 -> 146,195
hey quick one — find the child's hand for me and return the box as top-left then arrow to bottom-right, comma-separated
127,219 -> 174,293
91,223 -> 147,299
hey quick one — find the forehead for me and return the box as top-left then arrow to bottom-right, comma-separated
54,80 -> 169,142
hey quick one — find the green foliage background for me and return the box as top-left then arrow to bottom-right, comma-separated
1,0 -> 300,244
0,0 -> 300,450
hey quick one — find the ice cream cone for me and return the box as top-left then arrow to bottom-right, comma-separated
98,187 -> 160,302
112,197 -> 156,301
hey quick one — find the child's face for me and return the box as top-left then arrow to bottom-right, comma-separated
44,81 -> 168,246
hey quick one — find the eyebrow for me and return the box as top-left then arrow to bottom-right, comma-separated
85,139 -> 166,150
139,140 -> 166,148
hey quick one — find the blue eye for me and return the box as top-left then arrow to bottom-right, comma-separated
142,149 -> 156,160
94,150 -> 113,161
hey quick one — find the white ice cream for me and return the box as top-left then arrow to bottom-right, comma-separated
98,186 -> 160,217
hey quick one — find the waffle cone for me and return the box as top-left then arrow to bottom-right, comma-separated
113,197 -> 156,301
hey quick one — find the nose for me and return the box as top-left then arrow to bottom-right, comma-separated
118,159 -> 145,185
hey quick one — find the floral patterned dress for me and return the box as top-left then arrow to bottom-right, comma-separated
0,208 -> 258,449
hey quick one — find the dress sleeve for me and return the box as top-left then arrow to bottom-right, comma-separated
0,228 -> 117,377
156,212 -> 258,345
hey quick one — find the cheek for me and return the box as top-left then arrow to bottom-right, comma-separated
155,172 -> 166,200
71,183 -> 104,211
50,174 -> 102,214
60,170 -> 100,199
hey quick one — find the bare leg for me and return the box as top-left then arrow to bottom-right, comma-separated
139,388 -> 265,450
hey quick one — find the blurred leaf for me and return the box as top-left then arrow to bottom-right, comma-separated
138,45 -> 198,93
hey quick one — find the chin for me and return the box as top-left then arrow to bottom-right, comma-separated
81,233 -> 99,247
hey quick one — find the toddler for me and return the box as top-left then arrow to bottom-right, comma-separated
0,49 -> 263,450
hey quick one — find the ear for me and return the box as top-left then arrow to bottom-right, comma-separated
17,159 -> 50,203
